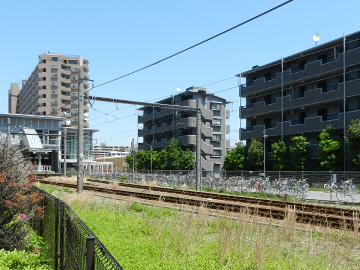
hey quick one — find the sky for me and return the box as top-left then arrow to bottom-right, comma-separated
1,0 -> 360,148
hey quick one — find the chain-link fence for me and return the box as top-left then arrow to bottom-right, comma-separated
32,187 -> 123,270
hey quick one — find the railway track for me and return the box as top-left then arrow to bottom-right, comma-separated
38,179 -> 360,231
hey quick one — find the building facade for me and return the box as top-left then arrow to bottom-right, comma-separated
138,86 -> 231,174
8,53 -> 90,128
237,31 -> 360,170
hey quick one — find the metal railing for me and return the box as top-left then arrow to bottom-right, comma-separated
32,187 -> 123,270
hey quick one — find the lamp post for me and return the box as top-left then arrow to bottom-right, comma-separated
263,129 -> 267,178
150,146 -> 153,174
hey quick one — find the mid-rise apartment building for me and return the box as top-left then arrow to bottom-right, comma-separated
8,53 -> 90,128
138,86 -> 231,175
237,31 -> 360,170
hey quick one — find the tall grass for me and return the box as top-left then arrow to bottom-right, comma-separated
58,192 -> 360,270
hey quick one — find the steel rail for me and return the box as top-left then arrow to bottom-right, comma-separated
39,179 -> 360,231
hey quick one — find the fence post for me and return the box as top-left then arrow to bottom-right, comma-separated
86,236 -> 96,270
59,202 -> 65,270
54,199 -> 59,270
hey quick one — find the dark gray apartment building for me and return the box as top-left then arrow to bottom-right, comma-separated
138,86 -> 231,175
237,31 -> 360,170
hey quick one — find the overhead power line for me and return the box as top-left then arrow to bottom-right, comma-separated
90,0 -> 294,90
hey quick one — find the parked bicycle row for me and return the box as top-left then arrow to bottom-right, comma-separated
87,171 -> 358,201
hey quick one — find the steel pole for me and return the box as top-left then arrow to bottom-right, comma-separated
77,70 -> 84,193
196,99 -> 201,191
281,57 -> 284,141
64,129 -> 67,177
343,34 -> 346,172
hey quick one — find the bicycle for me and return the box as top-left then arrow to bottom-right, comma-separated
336,178 -> 358,201
294,179 -> 309,198
324,180 -> 337,193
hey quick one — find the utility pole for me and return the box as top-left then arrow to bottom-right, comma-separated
7,118 -> 10,145
77,69 -> 84,193
63,129 -> 67,177
196,99 -> 201,191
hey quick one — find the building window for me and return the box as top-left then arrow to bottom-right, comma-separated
73,118 -> 78,122
72,93 -> 78,97
72,110 -> 78,114
213,134 -> 221,141
213,150 -> 221,156
347,96 -> 360,111
346,65 -> 360,81
213,118 -> 221,125
52,65 -> 57,69
72,102 -> 77,105
52,82 -> 57,86
64,68 -> 70,71
52,57 -> 58,62
52,91 -> 57,95
72,85 -> 77,89
174,129 -> 181,137
52,109 -> 56,112
68,60 -> 78,64
52,100 -> 57,104
72,76 -> 77,80
52,74 -> 58,78
211,103 -> 221,110
72,68 -> 78,72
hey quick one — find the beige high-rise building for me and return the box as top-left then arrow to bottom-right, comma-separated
8,53 -> 90,128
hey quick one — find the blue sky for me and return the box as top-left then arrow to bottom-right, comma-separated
1,0 -> 359,148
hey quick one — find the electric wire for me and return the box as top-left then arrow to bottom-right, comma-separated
88,0 -> 294,91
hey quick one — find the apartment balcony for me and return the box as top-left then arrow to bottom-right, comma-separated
83,122 -> 89,128
226,140 -> 230,149
201,123 -> 213,138
241,48 -> 360,96
201,156 -> 213,172
242,79 -> 360,118
201,140 -> 213,155
226,110 -> 230,119
139,108 -> 174,122
82,63 -> 89,72
83,80 -> 89,89
61,67 -> 71,75
226,125 -> 230,134
84,106 -> 89,113
138,126 -> 154,137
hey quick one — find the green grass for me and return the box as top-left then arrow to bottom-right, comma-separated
59,192 -> 360,270
0,229 -> 52,270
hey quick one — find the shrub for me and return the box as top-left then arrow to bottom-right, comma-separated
0,138 -> 44,251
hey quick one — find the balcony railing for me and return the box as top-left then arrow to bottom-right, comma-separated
322,84 -> 339,93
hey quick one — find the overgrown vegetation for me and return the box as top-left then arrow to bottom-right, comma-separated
48,189 -> 360,270
0,138 -> 51,269
0,138 -> 44,250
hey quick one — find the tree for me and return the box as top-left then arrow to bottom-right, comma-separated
126,139 -> 194,171
317,126 -> 342,171
345,119 -> 360,169
271,141 -> 290,170
159,139 -> 194,170
0,139 -> 44,251
247,139 -> 263,170
291,136 -> 310,170
223,143 -> 246,171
